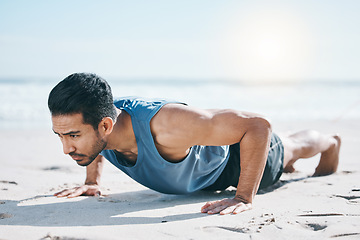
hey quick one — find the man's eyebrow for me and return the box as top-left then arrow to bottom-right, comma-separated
53,130 -> 81,136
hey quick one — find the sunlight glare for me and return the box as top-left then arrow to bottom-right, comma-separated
257,37 -> 282,61
221,9 -> 312,82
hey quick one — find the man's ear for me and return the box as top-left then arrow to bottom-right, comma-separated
98,117 -> 114,136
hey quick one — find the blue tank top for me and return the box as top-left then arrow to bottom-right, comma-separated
101,97 -> 230,194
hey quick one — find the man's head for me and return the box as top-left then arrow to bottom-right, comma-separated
48,72 -> 117,129
48,73 -> 117,166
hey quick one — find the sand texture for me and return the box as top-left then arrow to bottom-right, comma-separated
0,120 -> 359,240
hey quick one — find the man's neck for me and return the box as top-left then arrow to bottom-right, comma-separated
105,109 -> 137,152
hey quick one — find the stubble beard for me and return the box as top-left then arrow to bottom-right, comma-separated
77,137 -> 107,167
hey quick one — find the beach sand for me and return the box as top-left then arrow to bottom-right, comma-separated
0,119 -> 359,240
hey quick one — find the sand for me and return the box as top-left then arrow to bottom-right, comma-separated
0,119 -> 359,240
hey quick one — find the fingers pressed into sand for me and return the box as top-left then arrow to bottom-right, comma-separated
54,187 -> 83,198
208,205 -> 229,214
219,205 -> 237,215
219,202 -> 252,215
201,198 -> 252,215
201,200 -> 221,213
67,187 -> 85,198
232,203 -> 252,214
54,185 -> 101,198
201,202 -> 211,212
54,189 -> 72,197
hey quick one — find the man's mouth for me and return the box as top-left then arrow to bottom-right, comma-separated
69,153 -> 86,161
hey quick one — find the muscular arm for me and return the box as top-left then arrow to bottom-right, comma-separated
152,104 -> 272,214
55,155 -> 104,198
85,155 -> 104,185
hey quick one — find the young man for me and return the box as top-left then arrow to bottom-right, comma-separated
48,73 -> 341,215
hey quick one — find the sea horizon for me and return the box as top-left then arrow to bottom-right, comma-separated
1,76 -> 360,86
1,77 -> 359,130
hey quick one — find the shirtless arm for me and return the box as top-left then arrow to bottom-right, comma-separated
54,155 -> 104,198
152,104 -> 272,215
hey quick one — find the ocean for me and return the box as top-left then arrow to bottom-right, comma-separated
0,79 -> 359,130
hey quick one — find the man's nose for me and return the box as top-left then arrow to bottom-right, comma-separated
62,140 -> 76,155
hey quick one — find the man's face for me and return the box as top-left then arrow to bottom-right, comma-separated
52,113 -> 107,166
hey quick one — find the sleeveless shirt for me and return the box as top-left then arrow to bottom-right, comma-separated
100,97 -> 230,194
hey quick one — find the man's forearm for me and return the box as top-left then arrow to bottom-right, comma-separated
85,155 -> 104,185
235,120 -> 271,203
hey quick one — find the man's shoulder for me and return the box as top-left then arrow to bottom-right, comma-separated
114,96 -> 185,120
114,96 -> 171,106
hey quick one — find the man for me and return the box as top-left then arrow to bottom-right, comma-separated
48,73 -> 341,215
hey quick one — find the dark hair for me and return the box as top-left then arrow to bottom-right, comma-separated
48,73 -> 117,129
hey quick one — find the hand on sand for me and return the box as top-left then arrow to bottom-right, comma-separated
201,197 -> 252,215
54,184 -> 101,198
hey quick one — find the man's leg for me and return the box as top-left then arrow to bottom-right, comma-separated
280,130 -> 341,176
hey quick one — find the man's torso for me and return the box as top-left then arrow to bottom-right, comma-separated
100,97 -> 230,194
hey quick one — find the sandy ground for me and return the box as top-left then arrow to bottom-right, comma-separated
0,119 -> 359,240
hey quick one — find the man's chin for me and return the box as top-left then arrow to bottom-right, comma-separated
75,159 -> 93,167
72,152 -> 101,167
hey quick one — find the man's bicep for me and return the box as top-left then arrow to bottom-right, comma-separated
198,109 -> 251,145
152,104 -> 253,147
193,108 -> 270,146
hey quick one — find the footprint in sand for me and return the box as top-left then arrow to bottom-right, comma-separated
0,213 -> 12,219
331,233 -> 360,238
0,180 -> 18,191
42,166 -> 71,172
334,195 -> 360,201
41,233 -> 88,240
300,222 -> 327,231
0,180 -> 18,185
203,213 -> 277,234
202,225 -> 250,234
332,188 -> 360,204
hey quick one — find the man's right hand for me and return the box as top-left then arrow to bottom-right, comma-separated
54,184 -> 101,198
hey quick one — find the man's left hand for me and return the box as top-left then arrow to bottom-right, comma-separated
201,197 -> 252,215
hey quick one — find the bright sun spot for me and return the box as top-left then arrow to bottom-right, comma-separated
257,37 -> 282,61
222,9 -> 312,82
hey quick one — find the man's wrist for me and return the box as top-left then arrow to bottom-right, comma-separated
84,181 -> 99,186
234,194 -> 252,204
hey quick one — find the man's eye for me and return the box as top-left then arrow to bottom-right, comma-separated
70,135 -> 79,138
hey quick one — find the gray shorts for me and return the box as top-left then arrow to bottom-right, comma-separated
204,133 -> 284,191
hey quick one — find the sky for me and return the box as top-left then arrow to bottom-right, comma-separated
0,0 -> 359,82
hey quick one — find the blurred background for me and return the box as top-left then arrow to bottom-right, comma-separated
0,0 -> 359,130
